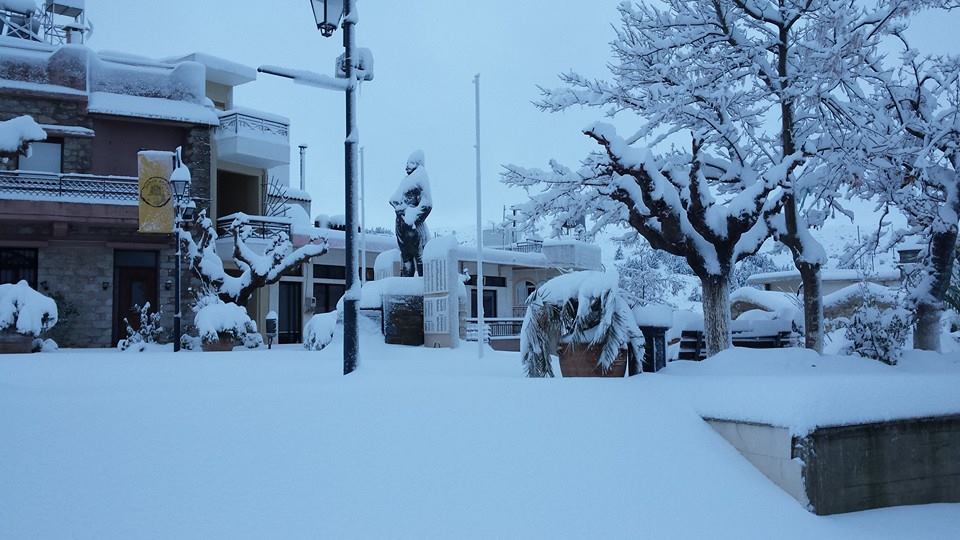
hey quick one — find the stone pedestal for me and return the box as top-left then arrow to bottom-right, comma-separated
383,295 -> 423,346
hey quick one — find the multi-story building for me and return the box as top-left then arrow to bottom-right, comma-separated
0,28 -> 394,347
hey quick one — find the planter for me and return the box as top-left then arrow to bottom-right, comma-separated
559,343 -> 627,377
0,330 -> 34,354
202,332 -> 235,352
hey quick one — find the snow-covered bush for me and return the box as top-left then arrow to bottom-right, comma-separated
117,302 -> 164,352
31,337 -> 58,353
304,311 -> 338,351
521,271 -> 640,377
194,301 -> 258,346
838,287 -> 910,365
0,280 -> 58,336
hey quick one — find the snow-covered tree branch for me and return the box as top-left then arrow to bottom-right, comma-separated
856,51 -> 960,350
179,211 -> 329,307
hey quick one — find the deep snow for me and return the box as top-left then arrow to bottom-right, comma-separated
1,333 -> 958,539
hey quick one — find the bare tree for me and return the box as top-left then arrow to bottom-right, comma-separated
179,211 -> 329,306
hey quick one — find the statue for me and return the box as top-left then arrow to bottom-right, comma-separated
390,150 -> 433,277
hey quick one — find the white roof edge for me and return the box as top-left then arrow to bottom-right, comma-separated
166,52 -> 257,86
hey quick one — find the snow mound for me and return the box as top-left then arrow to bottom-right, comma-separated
0,280 -> 58,336
730,287 -> 802,324
304,311 -> 338,351
632,303 -> 674,327
423,234 -> 459,260
357,277 -> 424,309
0,115 -> 46,153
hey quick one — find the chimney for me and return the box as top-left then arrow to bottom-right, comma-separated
298,144 -> 308,191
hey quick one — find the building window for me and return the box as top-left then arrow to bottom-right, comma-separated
464,275 -> 506,288
471,289 -> 498,318
313,282 -> 346,314
18,140 -> 62,174
0,248 -> 38,288
314,264 -> 346,280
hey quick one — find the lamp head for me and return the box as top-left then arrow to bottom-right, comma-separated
310,0 -> 343,37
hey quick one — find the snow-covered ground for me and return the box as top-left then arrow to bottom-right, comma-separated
1,331 -> 958,539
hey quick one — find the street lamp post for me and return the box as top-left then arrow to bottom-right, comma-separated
296,0 -> 359,374
260,0 -> 366,373
170,147 -> 192,352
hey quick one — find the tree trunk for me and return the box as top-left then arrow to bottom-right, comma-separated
913,227 -> 958,352
798,261 -> 823,353
701,274 -> 731,357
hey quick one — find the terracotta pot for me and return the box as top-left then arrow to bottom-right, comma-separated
559,343 -> 627,377
202,332 -> 235,352
0,330 -> 34,354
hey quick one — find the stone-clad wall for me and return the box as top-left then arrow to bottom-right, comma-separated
39,243 -> 114,348
0,93 -> 92,173
183,126 -> 213,204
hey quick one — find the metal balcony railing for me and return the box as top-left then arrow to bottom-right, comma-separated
465,318 -> 524,341
495,240 -> 543,253
216,110 -> 289,141
216,213 -> 292,240
0,170 -> 139,204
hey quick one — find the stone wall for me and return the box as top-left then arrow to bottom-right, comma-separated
0,93 -> 92,173
38,243 -> 114,348
183,126 -> 213,205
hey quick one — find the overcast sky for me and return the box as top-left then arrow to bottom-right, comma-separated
88,0 -> 959,233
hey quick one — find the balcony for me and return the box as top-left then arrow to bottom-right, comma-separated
216,213 -> 292,240
0,170 -> 138,205
214,108 -> 290,168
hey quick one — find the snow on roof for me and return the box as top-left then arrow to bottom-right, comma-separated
88,92 -> 219,126
730,287 -> 802,323
165,52 -> 257,87
746,268 -> 900,285
0,78 -> 86,97
38,123 -> 93,137
0,115 -> 45,153
1,40 -> 217,127
822,282 -> 895,308
294,226 -> 396,253
280,187 -> 311,202
0,0 -> 38,14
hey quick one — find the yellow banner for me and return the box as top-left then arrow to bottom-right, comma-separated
137,151 -> 175,234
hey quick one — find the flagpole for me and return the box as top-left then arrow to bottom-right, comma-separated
474,73 -> 484,359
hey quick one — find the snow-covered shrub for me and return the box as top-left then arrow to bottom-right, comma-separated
521,271 -> 640,377
31,337 -> 58,353
0,280 -> 58,336
838,287 -> 910,365
117,302 -> 164,352
304,311 -> 338,351
180,333 -> 202,351
194,301 -> 258,346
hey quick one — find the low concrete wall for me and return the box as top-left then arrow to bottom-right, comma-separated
707,414 -> 960,515
799,414 -> 960,515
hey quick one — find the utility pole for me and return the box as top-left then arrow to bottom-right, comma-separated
474,73 -> 484,359
342,0 -> 359,374
360,146 -> 367,284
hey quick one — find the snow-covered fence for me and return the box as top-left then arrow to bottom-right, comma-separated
215,213 -> 291,240
0,171 -> 139,204
678,319 -> 797,361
